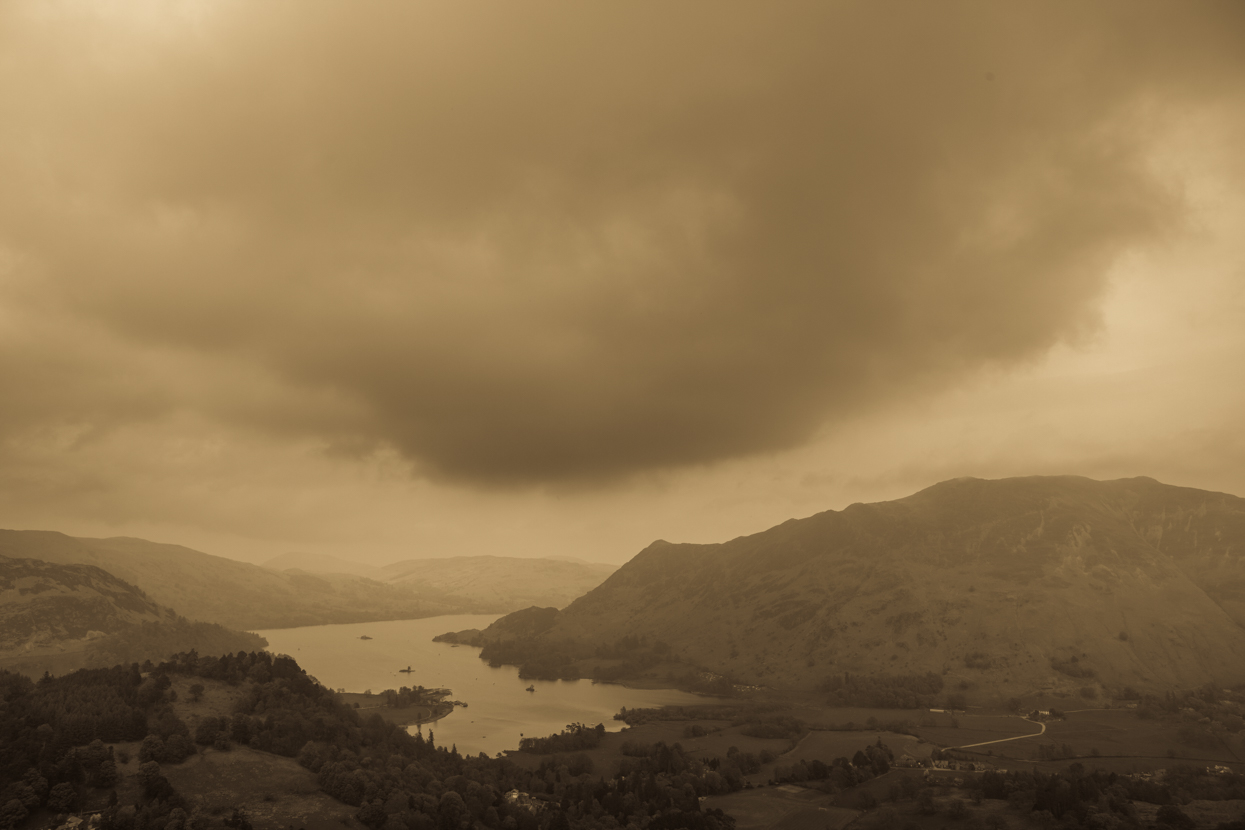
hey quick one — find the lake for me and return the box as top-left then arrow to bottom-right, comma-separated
256,615 -> 712,757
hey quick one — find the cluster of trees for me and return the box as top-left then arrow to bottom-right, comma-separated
1050,656 -> 1096,680
516,744 -> 738,830
518,724 -> 606,755
1133,684 -> 1245,757
478,639 -> 589,681
2,647 -> 755,830
954,765 -> 1245,828
85,619 -> 267,669
0,662 -> 198,829
1033,742 -> 1079,761
819,671 -> 944,709
475,634 -> 683,687
771,740 -> 893,789
156,651 -> 747,830
302,714 -> 746,829
615,704 -> 779,727
380,687 -> 432,709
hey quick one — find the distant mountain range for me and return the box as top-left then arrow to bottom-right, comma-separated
263,551 -> 616,611
0,532 -> 471,629
0,554 -> 263,677
457,476 -> 1245,700
0,531 -> 618,631
378,556 -> 617,609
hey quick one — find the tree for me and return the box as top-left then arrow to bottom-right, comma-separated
189,683 -> 205,702
138,760 -> 163,794
0,800 -> 28,830
223,808 -> 253,830
1156,805 -> 1196,829
47,782 -> 78,813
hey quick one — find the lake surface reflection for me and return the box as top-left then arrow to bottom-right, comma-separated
257,615 -> 711,757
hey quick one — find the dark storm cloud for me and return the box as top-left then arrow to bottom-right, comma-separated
1,1 -> 1242,483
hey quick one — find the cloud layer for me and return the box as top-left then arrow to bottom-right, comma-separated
2,2 -> 1243,485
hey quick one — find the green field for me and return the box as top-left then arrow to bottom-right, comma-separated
702,787 -> 858,830
162,747 -> 355,830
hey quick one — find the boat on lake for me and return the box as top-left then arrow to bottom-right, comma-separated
399,666 -> 413,673
526,685 -> 535,692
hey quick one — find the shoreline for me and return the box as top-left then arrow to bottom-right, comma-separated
337,691 -> 456,727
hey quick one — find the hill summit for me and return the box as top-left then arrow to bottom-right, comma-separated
470,476 -> 1245,700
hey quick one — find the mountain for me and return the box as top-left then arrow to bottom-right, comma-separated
0,554 -> 264,676
262,550 -> 617,611
459,476 -> 1245,699
0,531 -> 477,630
0,555 -> 167,648
261,551 -> 383,579
379,555 -> 617,610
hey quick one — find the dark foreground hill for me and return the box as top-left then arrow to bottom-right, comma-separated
456,476 -> 1245,700
0,555 -> 264,676
0,531 -> 478,630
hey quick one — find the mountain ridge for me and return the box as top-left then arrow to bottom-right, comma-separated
0,553 -> 265,677
463,475 -> 1245,699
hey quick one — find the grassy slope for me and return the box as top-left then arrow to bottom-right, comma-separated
531,476 -> 1245,697
0,554 -> 265,677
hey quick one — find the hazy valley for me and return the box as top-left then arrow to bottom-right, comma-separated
9,475 -> 1245,830
0,531 -> 617,631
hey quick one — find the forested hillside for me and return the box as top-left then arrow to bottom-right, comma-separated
0,651 -> 739,829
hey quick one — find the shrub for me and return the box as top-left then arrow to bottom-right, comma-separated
964,652 -> 993,670
1051,658 -> 1095,679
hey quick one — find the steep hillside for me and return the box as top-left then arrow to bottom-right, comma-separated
0,532 -> 478,630
466,476 -> 1245,699
0,555 -> 264,676
0,555 -> 167,648
380,555 -> 617,610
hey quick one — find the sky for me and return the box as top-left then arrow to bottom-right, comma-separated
1,1 -> 1243,566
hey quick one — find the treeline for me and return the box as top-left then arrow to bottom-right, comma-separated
2,649 -> 748,830
84,619 -> 267,668
819,672 -> 944,709
518,723 -> 606,755
478,639 -> 589,681
616,704 -> 783,727
476,634 -> 681,685
772,740 -> 894,789
968,765 -> 1245,826
589,637 -> 672,684
0,661 -> 202,829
